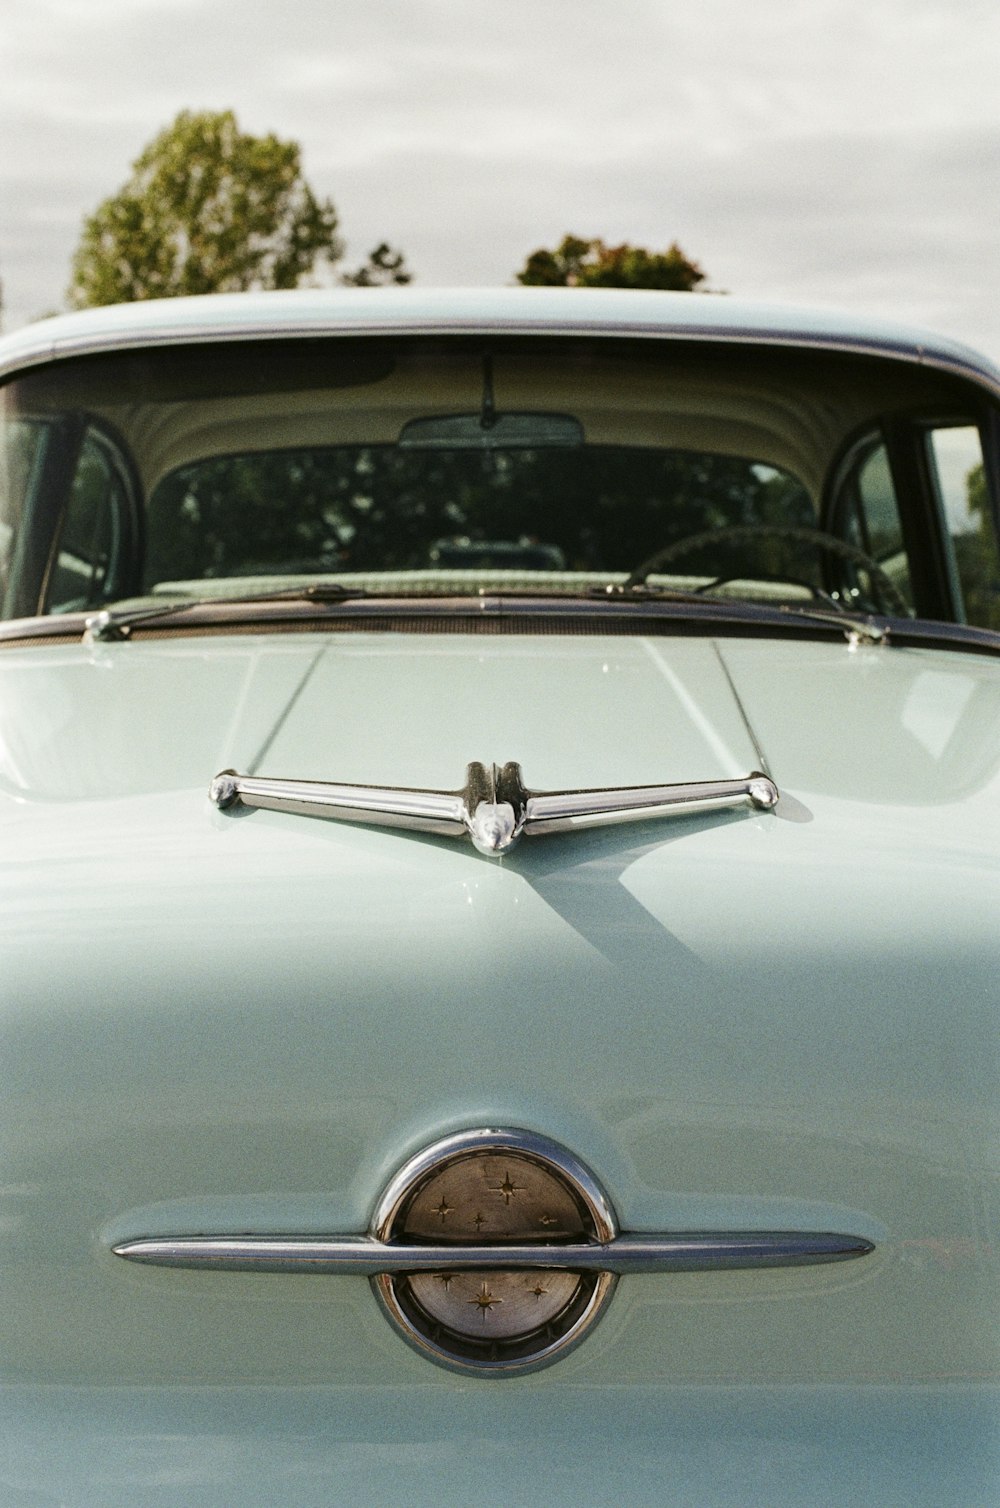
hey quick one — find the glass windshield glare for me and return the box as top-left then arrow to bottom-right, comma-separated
1,335 -> 995,624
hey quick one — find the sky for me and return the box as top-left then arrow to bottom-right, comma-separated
1,0 -> 998,359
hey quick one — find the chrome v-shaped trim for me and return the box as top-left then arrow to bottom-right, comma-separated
210,762 -> 779,856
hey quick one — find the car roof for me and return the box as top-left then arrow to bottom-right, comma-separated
2,286 -> 999,397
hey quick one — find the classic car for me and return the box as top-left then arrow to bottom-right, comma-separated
1,286 -> 998,1504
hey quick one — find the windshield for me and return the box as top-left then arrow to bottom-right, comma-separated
2,335 -> 997,625
143,444 -> 809,592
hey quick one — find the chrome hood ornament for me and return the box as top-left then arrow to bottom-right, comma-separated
210,760 -> 779,856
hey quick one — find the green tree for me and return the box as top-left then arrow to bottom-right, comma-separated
69,110 -> 344,306
341,241 -> 413,287
952,461 -> 1000,630
515,234 -> 707,291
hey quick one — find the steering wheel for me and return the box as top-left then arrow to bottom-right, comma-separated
622,523 -> 911,617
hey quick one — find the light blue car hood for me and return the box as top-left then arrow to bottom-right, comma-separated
2,628 -> 998,1502
4,627 -> 1000,803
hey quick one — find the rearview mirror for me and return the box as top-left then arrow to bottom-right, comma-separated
397,412 -> 583,450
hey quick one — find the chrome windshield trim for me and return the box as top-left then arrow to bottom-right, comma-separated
210,762 -> 779,856
113,1230 -> 874,1274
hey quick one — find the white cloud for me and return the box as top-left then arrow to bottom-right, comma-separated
1,0 -> 998,359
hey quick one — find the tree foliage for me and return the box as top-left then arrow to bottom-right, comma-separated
952,461 -> 1000,630
69,110 -> 344,306
515,234 -> 707,291
341,242 -> 413,287
145,443 -> 811,590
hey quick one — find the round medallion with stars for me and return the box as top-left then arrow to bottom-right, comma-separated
371,1128 -> 618,1373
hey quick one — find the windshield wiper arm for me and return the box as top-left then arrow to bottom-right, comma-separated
774,602 -> 890,646
82,583 -> 367,643
599,581 -> 890,645
594,583 -> 713,606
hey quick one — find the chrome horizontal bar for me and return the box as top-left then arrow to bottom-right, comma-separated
113,1230 -> 872,1275
210,770 -> 466,835
524,774 -> 778,832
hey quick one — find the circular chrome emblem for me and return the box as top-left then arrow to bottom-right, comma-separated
371,1129 -> 618,1374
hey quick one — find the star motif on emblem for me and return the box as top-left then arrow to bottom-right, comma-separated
491,1171 -> 524,1205
529,1281 -> 549,1299
472,1211 -> 486,1231
468,1281 -> 501,1316
538,1213 -> 557,1226
433,1197 -> 454,1222
437,1272 -> 458,1290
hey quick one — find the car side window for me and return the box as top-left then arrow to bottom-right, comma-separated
45,428 -> 134,613
0,418 -> 46,604
924,424 -> 1000,631
829,435 -> 915,613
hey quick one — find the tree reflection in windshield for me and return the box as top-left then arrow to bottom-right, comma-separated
145,444 -> 812,589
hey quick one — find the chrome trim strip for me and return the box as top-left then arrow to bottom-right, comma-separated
210,762 -> 779,856
113,1230 -> 873,1274
524,774 -> 778,831
210,769 -> 465,835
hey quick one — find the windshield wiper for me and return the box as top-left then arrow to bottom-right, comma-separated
599,580 -> 890,646
79,579 -> 891,648
772,602 -> 889,646
82,582 -> 367,643
594,582 -> 715,607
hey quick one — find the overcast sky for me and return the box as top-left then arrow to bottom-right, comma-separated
2,0 -> 998,359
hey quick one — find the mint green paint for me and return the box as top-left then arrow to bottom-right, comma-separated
2,631 -> 998,1501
